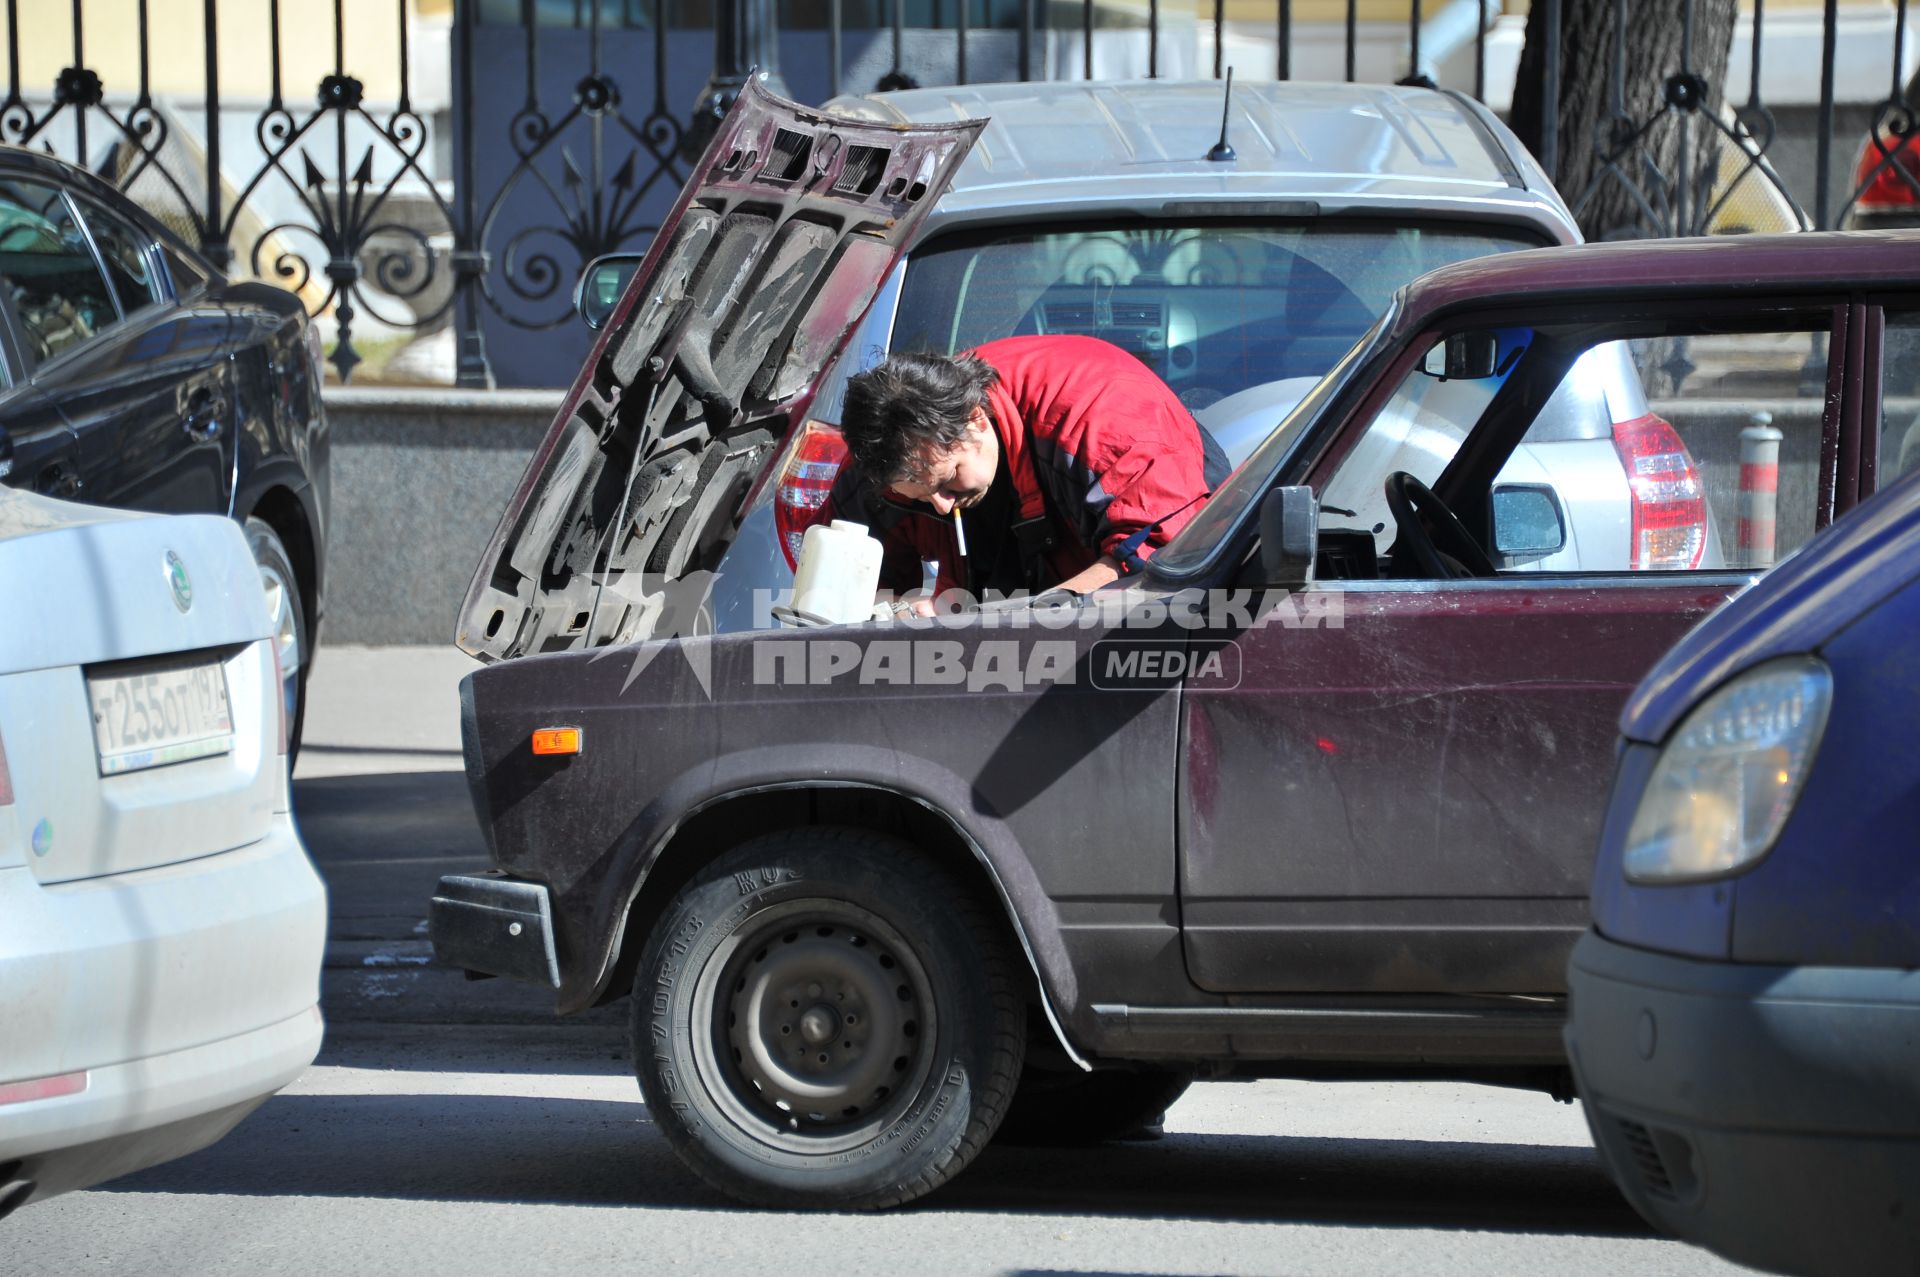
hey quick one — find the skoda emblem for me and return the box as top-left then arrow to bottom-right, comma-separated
165,550 -> 193,613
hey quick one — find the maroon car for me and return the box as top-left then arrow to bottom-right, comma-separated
429,79 -> 1906,1208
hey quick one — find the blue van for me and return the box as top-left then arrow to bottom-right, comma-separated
1566,467 -> 1920,1276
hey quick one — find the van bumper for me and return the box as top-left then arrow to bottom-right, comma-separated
1565,929 -> 1920,1276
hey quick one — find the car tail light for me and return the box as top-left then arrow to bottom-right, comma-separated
774,421 -> 849,569
1611,413 -> 1708,570
1850,132 -> 1920,215
269,643 -> 289,756
0,726 -> 11,806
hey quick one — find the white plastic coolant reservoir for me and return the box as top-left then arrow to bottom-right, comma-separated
790,519 -> 883,624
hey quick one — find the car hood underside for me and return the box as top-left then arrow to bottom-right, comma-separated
457,78 -> 983,662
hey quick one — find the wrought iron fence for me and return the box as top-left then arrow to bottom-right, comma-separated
1,0 -> 1913,388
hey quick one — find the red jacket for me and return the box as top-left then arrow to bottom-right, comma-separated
812,335 -> 1215,596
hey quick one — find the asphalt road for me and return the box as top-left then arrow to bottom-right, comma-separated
7,647 -> 1757,1277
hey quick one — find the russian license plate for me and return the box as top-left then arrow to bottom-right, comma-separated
89,662 -> 234,775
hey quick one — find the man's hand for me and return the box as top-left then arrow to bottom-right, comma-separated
879,556 -> 1123,620
1054,555 -> 1124,596
876,591 -> 939,619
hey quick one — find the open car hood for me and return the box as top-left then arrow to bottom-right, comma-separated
457,78 -> 983,661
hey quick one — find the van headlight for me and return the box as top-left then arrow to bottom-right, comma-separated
1623,658 -> 1831,884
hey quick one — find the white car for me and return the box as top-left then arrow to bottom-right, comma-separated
0,489 -> 325,1217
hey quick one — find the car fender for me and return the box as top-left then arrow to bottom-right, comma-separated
582,744 -> 1090,1068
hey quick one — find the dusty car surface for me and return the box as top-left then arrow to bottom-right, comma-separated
431,79 -> 1898,1208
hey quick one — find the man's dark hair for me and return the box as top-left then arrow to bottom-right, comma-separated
840,351 -> 999,485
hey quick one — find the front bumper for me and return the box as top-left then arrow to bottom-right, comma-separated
429,872 -> 560,987
1566,930 -> 1920,1277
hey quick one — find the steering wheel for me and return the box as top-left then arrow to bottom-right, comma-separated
1384,471 -> 1495,580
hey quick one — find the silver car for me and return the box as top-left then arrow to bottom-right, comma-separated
0,489 -> 325,1216
570,79 -> 1719,626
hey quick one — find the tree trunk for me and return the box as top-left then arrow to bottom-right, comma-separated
1509,0 -> 1739,242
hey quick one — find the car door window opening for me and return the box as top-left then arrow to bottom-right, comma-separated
1299,312 -> 1846,582
0,179 -> 123,366
74,201 -> 165,318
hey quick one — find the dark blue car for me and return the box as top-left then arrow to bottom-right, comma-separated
0,146 -> 328,754
1566,467 -> 1920,1276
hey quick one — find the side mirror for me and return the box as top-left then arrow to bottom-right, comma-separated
1491,482 -> 1567,564
1257,485 -> 1318,586
1419,331 -> 1502,380
574,253 -> 645,331
0,425 -> 13,481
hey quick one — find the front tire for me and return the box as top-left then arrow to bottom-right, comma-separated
245,517 -> 308,762
633,829 -> 1026,1209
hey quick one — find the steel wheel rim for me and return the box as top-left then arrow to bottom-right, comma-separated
257,558 -> 301,724
691,899 -> 939,1156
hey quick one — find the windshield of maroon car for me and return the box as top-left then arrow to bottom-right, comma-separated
890,221 -> 1544,413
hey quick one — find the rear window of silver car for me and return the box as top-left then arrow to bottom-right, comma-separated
891,221 -> 1546,416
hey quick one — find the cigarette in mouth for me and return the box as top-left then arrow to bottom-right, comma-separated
954,507 -> 967,557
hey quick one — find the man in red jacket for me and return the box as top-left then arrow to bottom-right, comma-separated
813,335 -> 1224,608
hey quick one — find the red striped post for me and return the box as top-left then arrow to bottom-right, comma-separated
1737,416 -> 1783,568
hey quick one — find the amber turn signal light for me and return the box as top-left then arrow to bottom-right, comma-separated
531,727 -> 582,756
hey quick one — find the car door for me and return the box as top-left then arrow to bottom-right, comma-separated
1178,301 -> 1859,996
35,194 -> 236,516
0,329 -> 81,502
0,178 -> 100,504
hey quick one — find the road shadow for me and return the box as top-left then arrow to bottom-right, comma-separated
94,1091 -> 1648,1238
294,771 -> 485,866
96,1093 -> 707,1209
294,770 -> 489,943
949,1129 -> 1640,1235
314,1024 -> 632,1075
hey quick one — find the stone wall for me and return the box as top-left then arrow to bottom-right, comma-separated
320,388 -> 560,646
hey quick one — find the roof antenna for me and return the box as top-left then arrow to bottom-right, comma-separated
1207,67 -> 1237,163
